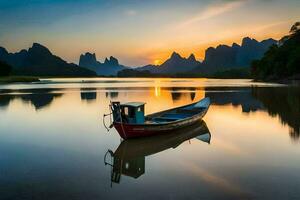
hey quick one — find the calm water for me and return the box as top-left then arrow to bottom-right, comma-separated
0,78 -> 299,200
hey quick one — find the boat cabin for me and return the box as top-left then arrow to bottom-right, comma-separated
112,102 -> 145,124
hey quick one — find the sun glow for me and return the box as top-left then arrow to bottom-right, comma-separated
154,59 -> 162,65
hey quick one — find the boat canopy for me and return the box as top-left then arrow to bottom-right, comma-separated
121,102 -> 145,108
116,102 -> 145,124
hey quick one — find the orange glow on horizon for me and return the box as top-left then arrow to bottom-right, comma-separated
154,59 -> 162,65
145,31 -> 287,65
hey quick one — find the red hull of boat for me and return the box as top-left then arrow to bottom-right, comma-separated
114,123 -> 169,139
113,109 -> 207,139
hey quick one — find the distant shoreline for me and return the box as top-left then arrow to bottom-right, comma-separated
1,75 -> 299,85
0,76 -> 40,84
0,75 -> 248,85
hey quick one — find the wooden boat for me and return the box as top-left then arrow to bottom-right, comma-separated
104,120 -> 211,184
107,97 -> 210,139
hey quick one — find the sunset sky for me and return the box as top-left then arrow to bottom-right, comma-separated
0,0 -> 299,66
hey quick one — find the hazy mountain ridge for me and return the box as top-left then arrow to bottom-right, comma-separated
194,37 -> 277,73
135,52 -> 201,74
0,43 -> 96,77
79,52 -> 127,76
135,37 -> 277,75
0,36 -> 277,77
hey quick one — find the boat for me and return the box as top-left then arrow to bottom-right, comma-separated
104,120 -> 211,184
105,97 -> 210,139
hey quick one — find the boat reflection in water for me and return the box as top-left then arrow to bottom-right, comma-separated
104,120 -> 211,185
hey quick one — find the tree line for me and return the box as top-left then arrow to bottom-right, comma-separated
251,22 -> 300,80
0,61 -> 12,76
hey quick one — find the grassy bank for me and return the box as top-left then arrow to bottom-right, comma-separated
0,76 -> 40,84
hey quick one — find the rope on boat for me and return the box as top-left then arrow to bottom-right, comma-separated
103,101 -> 127,138
103,113 -> 112,132
103,102 -> 113,132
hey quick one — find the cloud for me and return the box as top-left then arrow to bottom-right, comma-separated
178,0 -> 247,27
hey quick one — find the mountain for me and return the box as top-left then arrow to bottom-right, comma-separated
135,37 -> 275,76
251,22 -> 300,80
159,52 -> 201,73
0,36 -> 277,77
195,37 -> 277,73
137,52 -> 201,74
137,64 -> 159,72
0,60 -> 12,76
0,43 -> 96,77
79,53 -> 126,76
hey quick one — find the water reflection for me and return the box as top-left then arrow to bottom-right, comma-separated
0,95 -> 10,107
0,84 -> 299,142
0,89 -> 62,110
190,89 -> 196,101
80,88 -> 97,102
205,87 -> 263,113
1,79 -> 300,199
171,92 -> 182,102
205,86 -> 300,141
104,121 -> 211,185
21,93 -> 63,110
252,87 -> 300,140
105,91 -> 119,99
171,87 -> 196,102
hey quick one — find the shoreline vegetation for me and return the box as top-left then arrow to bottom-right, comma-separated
0,67 -> 252,84
0,74 -> 299,85
251,22 -> 300,82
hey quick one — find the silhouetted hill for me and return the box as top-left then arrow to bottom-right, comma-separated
137,64 -> 159,72
0,43 -> 96,77
0,36 -> 277,77
195,37 -> 277,73
252,22 -> 300,80
137,52 -> 201,74
0,60 -> 12,76
134,37 -> 275,76
159,52 -> 201,73
79,53 -> 126,76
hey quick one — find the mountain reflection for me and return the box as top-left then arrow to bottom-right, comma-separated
0,89 -> 62,110
104,121 -> 211,185
21,93 -> 62,110
205,86 -> 300,141
171,92 -> 182,101
0,95 -> 11,107
190,89 -> 196,101
205,87 -> 263,113
252,87 -> 300,141
80,88 -> 97,102
1,84 -> 299,141
105,91 -> 119,99
170,87 -> 196,102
